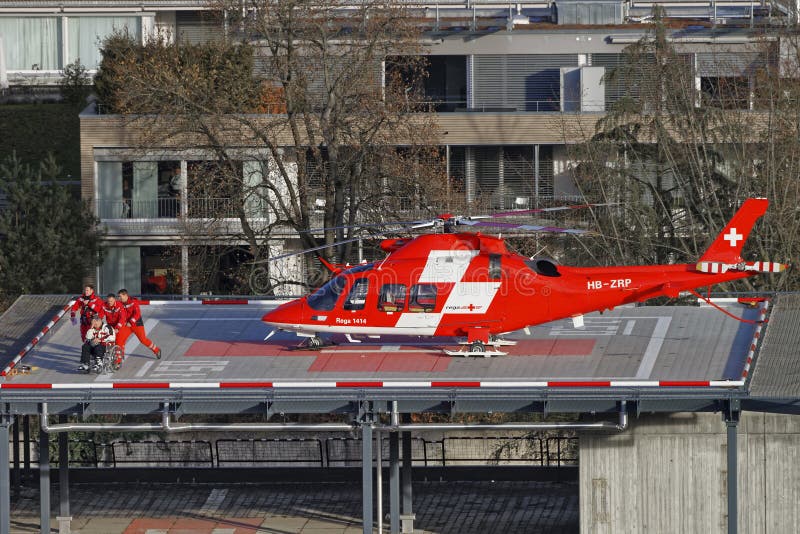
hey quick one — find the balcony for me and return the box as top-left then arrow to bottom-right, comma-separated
98,198 -> 182,220
98,198 -> 274,221
98,198 -> 267,238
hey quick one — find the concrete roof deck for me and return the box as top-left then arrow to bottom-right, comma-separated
0,299 -> 760,390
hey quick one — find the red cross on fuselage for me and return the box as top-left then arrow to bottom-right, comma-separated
468,303 -> 476,311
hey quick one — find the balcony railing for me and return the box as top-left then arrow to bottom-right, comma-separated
98,198 -> 181,219
415,99 -> 606,113
98,198 -> 271,220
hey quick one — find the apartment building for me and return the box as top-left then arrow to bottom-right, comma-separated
1,1 -> 786,294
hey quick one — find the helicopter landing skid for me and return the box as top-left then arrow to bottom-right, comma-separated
290,336 -> 332,351
443,340 -> 507,358
457,338 -> 517,347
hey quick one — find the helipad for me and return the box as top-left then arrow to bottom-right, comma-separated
0,298 -> 764,391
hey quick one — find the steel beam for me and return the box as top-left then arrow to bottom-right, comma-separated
1,414 -> 12,534
376,429 -> 383,534
727,412 -> 739,534
401,425 -> 414,533
58,414 -> 71,532
39,414 -> 50,534
389,431 -> 400,533
361,420 -> 373,534
23,415 -> 30,476
12,416 -> 20,498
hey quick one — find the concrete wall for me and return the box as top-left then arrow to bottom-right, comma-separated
579,412 -> 800,534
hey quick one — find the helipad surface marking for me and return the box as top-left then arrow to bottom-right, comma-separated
635,317 -> 672,379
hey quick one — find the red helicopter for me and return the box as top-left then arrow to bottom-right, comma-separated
262,198 -> 787,356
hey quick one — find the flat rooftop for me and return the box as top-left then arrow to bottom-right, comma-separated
0,298 -> 762,391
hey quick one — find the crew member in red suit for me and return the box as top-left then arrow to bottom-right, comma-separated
102,293 -> 127,366
70,285 -> 104,341
102,294 -> 126,331
115,289 -> 161,359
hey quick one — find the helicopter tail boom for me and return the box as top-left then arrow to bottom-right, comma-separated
698,198 -> 768,265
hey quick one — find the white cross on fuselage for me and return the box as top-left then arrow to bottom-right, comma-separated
723,227 -> 743,247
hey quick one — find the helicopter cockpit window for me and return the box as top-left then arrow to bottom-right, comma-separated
344,278 -> 369,311
409,284 -> 437,312
307,275 -> 348,311
378,284 -> 406,312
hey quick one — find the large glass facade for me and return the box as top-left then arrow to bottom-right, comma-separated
0,17 -> 61,70
0,14 -> 141,72
68,16 -> 141,69
449,145 -> 555,209
96,159 -> 277,221
100,246 -> 180,296
97,161 -> 181,219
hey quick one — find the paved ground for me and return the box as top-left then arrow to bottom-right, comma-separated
9,480 -> 579,533
2,301 -> 759,385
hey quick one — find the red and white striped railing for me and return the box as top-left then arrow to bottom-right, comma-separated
1,301 -> 75,377
0,380 -> 745,390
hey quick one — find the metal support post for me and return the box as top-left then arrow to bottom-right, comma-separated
57,415 -> 71,534
1,414 -> 12,534
23,415 -> 30,477
389,402 -> 400,534
12,416 -> 20,498
376,429 -> 383,534
39,413 -> 51,534
362,418 -> 373,534
726,408 -> 740,534
401,417 -> 415,533
389,429 -> 400,533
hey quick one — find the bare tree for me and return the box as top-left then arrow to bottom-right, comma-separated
94,1 -> 445,294
559,9 -> 799,291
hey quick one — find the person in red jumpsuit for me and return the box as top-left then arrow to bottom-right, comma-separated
70,285 -> 104,341
102,293 -> 127,366
115,289 -> 161,359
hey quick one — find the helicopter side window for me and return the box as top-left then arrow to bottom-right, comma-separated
307,276 -> 348,311
409,284 -> 437,313
344,279 -> 370,311
378,284 -> 406,312
489,254 -> 502,279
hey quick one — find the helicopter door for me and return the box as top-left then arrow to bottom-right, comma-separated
407,283 -> 440,327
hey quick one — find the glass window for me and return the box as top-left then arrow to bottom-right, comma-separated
100,246 -> 141,295
187,160 -> 243,218
68,16 -> 141,69
0,17 -> 61,70
157,162 -> 182,217
409,284 -> 437,312
489,254 -> 502,279
378,284 -> 406,312
307,276 -> 347,311
344,279 -> 369,311
141,246 -> 182,295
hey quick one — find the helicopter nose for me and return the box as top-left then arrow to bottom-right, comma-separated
262,299 -> 305,328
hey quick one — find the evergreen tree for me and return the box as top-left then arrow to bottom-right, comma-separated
0,153 -> 103,302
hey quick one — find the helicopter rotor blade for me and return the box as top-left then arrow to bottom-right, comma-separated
455,219 -> 594,235
259,235 -> 382,264
465,202 -> 618,220
298,220 -> 429,233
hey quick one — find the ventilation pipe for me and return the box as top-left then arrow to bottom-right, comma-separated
39,402 -> 628,434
